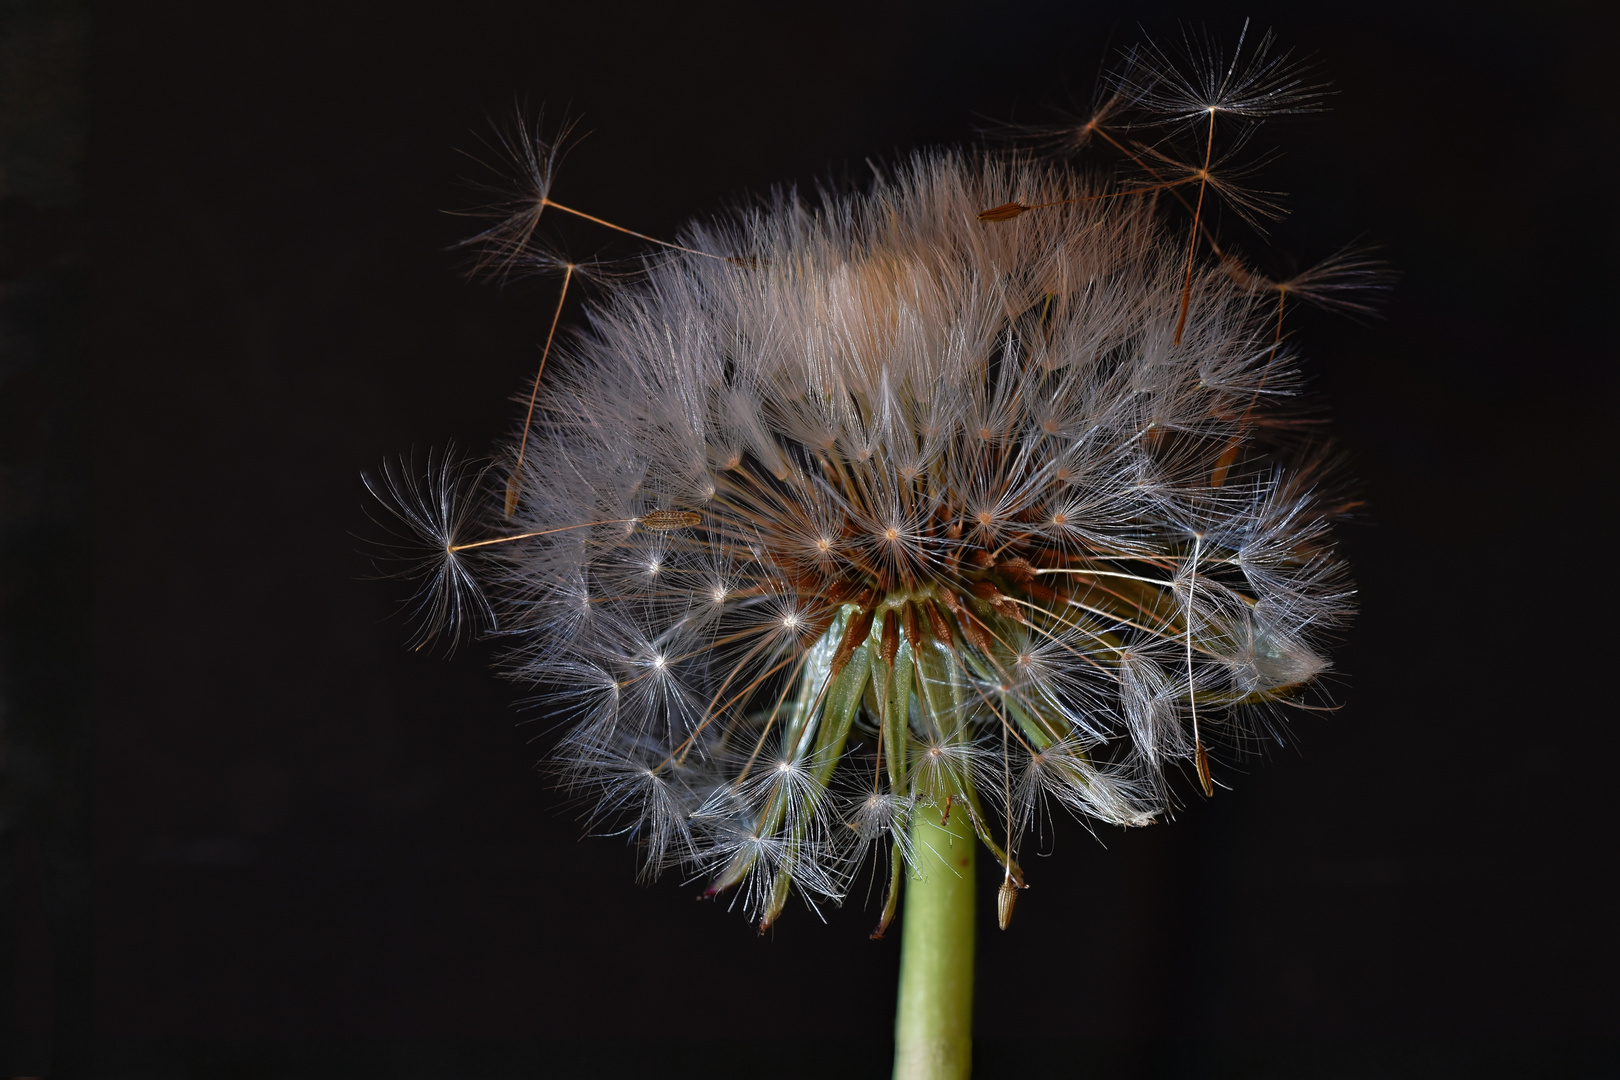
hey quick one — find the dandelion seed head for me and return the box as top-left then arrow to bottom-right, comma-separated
377,35 -> 1364,926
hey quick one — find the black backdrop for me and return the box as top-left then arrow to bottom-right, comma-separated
11,0 -> 1620,1076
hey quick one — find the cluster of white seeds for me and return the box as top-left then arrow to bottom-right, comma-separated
404,149 -> 1353,930
372,28 -> 1365,931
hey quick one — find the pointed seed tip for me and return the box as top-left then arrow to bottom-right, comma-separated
978,201 -> 1029,223
997,879 -> 1020,930
1196,741 -> 1215,797
640,509 -> 702,532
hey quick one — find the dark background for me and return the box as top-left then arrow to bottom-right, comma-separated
2,0 -> 1617,1076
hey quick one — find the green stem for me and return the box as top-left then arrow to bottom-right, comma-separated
893,795 -> 976,1080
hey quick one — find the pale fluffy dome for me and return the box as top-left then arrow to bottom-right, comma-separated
373,146 -> 1355,931
456,151 -> 1353,927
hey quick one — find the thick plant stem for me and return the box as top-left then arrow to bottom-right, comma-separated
893,797 -> 976,1080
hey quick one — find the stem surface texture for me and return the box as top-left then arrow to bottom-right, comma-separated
893,798 -> 975,1080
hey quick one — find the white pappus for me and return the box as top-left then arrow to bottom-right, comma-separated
371,36 -> 1370,935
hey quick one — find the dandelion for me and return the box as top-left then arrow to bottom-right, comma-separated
371,28 -> 1373,1080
